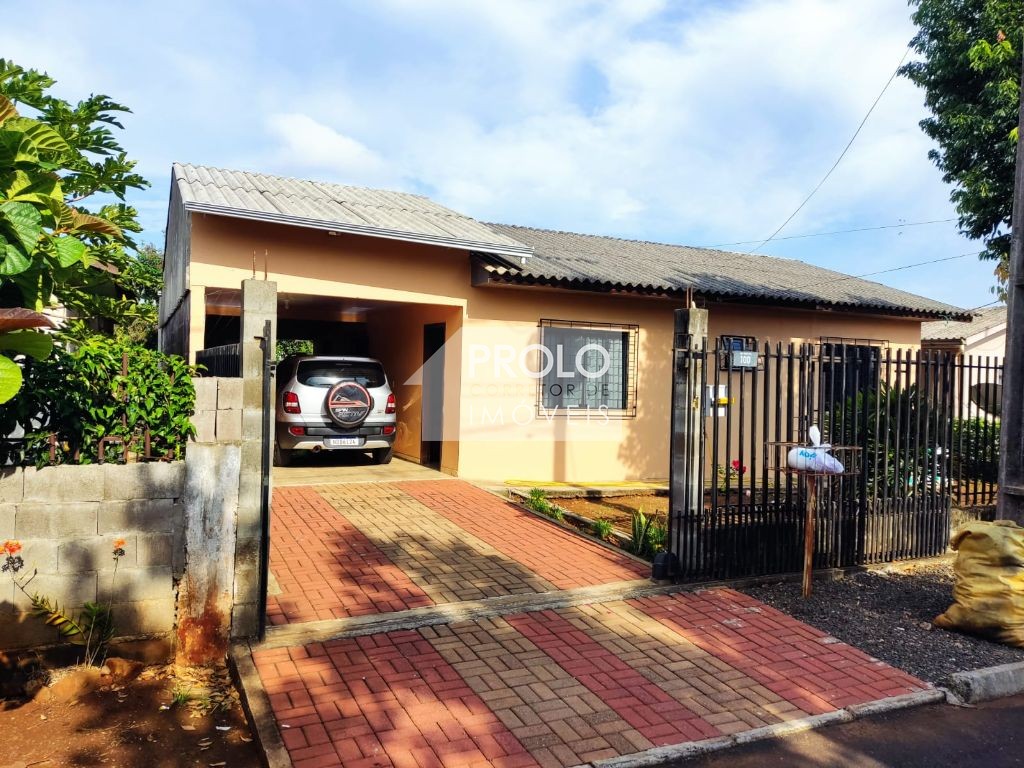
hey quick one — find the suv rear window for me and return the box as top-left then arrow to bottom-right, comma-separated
296,360 -> 386,388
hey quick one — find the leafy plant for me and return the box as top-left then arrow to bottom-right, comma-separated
901,1 -> 1023,295
0,59 -> 152,401
276,338 -> 314,359
952,417 -> 1001,483
591,519 -> 614,540
629,510 -> 653,556
647,520 -> 668,553
1,332 -> 196,465
4,538 -> 125,665
170,683 -> 195,708
527,488 -> 553,515
715,459 -> 747,493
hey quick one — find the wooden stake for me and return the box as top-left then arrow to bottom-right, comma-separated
802,474 -> 817,598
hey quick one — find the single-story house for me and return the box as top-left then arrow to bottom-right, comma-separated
159,163 -> 968,482
922,304 -> 1007,357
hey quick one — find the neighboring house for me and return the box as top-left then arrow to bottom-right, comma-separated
923,305 -> 1007,419
159,163 -> 968,482
921,304 -> 1007,357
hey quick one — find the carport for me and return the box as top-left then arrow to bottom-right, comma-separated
202,286 -> 461,472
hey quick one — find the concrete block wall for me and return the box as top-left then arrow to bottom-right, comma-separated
0,462 -> 185,650
190,377 -> 243,443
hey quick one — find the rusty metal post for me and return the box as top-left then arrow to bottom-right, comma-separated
802,475 -> 818,598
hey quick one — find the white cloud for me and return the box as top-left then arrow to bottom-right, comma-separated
264,113 -> 395,185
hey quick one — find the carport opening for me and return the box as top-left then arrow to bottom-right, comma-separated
204,288 -> 459,471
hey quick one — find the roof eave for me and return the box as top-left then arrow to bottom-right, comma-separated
475,270 -> 970,321
182,201 -> 535,259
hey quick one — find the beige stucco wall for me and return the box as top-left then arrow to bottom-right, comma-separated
186,213 -> 926,483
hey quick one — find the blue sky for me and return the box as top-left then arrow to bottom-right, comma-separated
3,0 -> 1002,310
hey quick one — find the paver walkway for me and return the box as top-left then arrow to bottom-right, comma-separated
253,480 -> 931,768
267,481 -> 647,626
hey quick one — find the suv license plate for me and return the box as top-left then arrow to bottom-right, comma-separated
325,437 -> 362,447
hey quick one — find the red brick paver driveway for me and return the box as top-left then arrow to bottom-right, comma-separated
254,480 -> 930,768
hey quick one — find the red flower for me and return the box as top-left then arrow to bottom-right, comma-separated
2,540 -> 21,556
113,538 -> 126,550
730,460 -> 747,474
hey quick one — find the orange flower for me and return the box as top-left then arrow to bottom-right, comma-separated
2,540 -> 21,556
113,538 -> 126,550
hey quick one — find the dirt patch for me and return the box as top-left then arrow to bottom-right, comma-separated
0,662 -> 261,767
557,494 -> 669,533
742,560 -> 1024,685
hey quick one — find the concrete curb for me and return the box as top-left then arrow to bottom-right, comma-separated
947,660 -> 1024,703
259,578 -> 679,649
585,689 -> 945,768
228,641 -> 293,768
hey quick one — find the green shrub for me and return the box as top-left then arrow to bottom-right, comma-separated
526,488 -> 552,515
591,519 -> 614,540
1,334 -> 197,465
952,417 -> 1001,483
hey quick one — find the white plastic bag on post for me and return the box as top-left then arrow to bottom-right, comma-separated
787,426 -> 845,474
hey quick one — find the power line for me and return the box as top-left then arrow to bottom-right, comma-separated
703,217 -> 955,248
791,250 -> 980,291
747,46 -> 912,255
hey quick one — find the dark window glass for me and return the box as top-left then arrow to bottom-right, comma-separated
296,361 -> 385,388
540,326 -> 629,410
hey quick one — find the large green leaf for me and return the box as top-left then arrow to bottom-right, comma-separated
0,129 -> 39,167
0,329 -> 52,360
71,210 -> 121,238
0,169 -> 62,207
52,235 -> 87,267
3,117 -> 70,155
0,353 -> 22,404
0,237 -> 31,275
0,200 -> 42,252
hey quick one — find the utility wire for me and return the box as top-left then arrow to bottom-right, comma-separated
703,217 -> 955,248
790,250 -> 981,291
747,46 -> 912,255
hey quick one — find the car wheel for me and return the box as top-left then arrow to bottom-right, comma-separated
372,447 -> 393,465
274,443 -> 294,467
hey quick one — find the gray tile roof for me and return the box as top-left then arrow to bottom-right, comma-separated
172,163 -> 532,257
480,224 -> 970,320
922,304 -> 1007,341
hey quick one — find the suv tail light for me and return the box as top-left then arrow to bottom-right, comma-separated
283,391 -> 301,414
382,425 -> 396,436
385,393 -> 396,414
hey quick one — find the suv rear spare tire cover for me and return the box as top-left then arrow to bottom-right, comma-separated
325,381 -> 373,428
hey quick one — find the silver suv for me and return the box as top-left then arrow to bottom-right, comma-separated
274,356 -> 396,466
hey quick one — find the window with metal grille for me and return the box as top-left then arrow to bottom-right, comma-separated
537,320 -> 638,417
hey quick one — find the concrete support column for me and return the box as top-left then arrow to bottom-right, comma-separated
188,285 -> 207,364
232,279 -> 277,638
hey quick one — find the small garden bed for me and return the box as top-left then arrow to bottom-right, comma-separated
742,560 -> 1024,685
508,488 -> 667,561
0,655 -> 261,766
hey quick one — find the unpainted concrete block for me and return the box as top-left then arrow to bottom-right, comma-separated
13,572 -> 97,611
0,504 -> 14,538
104,461 -> 185,501
190,410 -> 216,444
98,498 -> 181,534
217,378 -> 243,410
241,404 -> 264,441
192,377 -> 218,412
0,576 -> 14,611
23,465 -> 104,502
135,533 -> 174,568
14,538 -> 59,574
16,502 -> 99,537
233,563 -> 260,604
0,468 -> 23,503
59,535 -> 137,573
242,377 -> 263,410
0,613 -> 68,649
112,598 -> 176,635
216,408 -> 243,442
111,566 -> 174,603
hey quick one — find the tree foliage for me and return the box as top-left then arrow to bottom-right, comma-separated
0,58 -> 151,401
901,0 -> 1023,295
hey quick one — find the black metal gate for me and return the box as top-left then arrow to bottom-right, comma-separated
668,327 -> 992,582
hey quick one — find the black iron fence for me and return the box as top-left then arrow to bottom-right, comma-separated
196,343 -> 241,377
669,335 -> 1003,582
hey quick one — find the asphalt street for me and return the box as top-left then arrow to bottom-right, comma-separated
675,695 -> 1024,767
